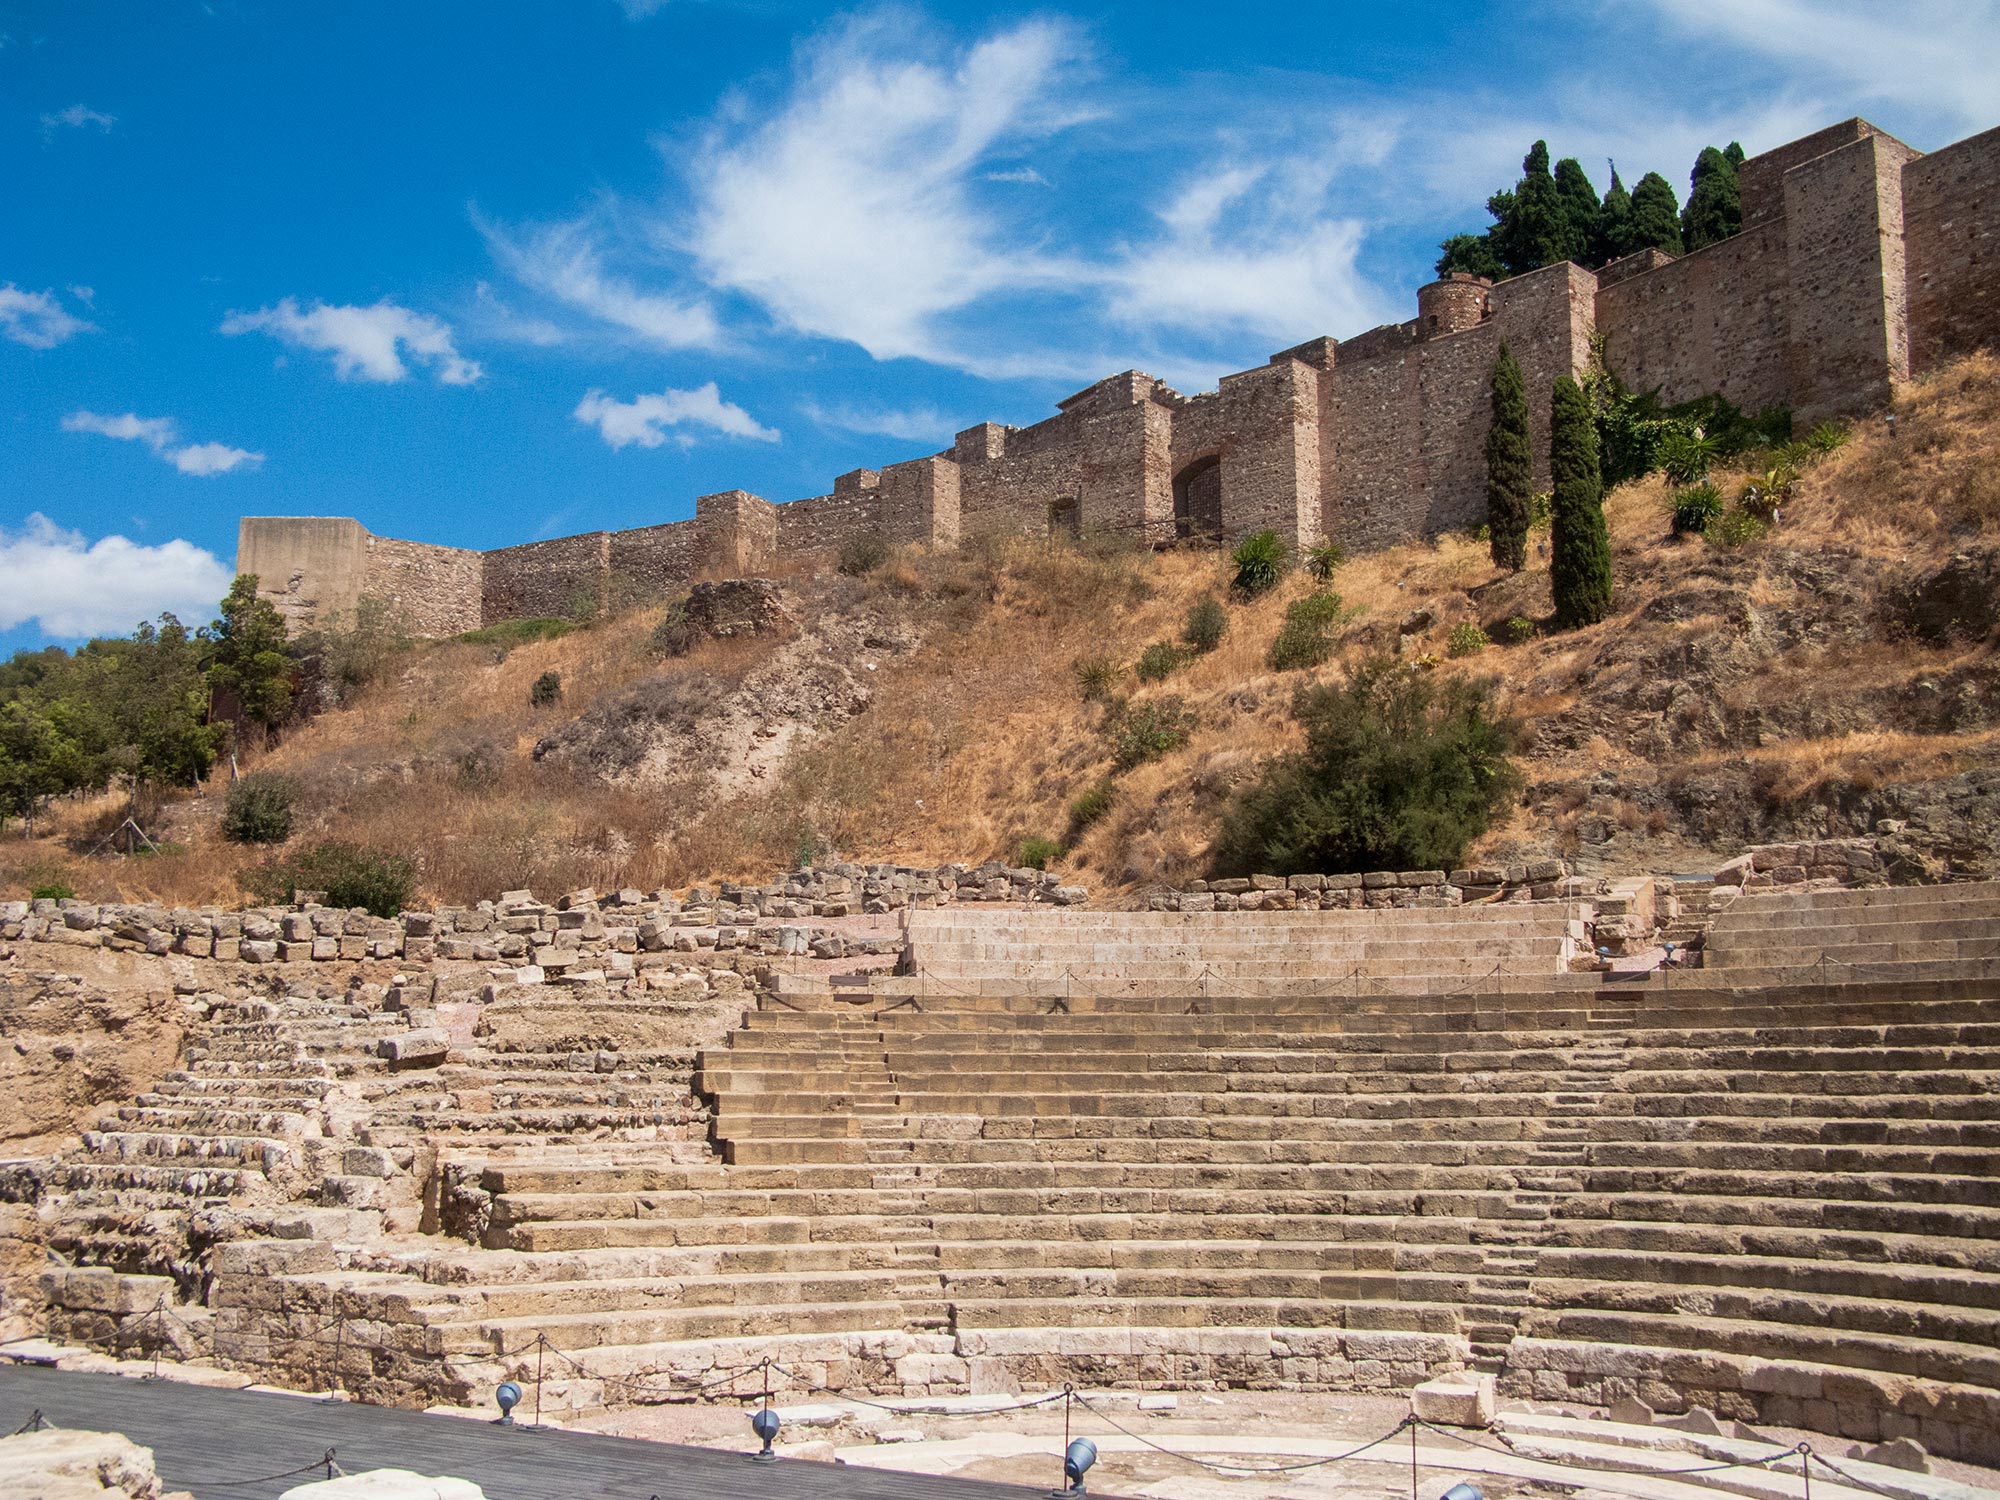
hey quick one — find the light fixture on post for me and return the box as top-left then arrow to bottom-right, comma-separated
1442,1485 -> 1483,1500
494,1381 -> 523,1427
750,1405 -> 781,1462
1050,1437 -> 1097,1498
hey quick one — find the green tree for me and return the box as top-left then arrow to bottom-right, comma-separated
206,575 -> 294,734
1552,157 -> 1601,264
1485,345 -> 1534,572
1627,172 -> 1685,256
1681,144 -> 1743,250
1596,167 -> 1635,261
1436,232 -> 1505,281
1492,142 -> 1568,276
1211,657 -> 1523,877
1549,376 -> 1613,629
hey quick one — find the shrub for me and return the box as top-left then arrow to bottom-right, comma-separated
1805,420 -> 1850,454
1181,598 -> 1227,654
838,531 -> 892,577
1740,460 -> 1797,520
1446,623 -> 1489,658
246,840 -> 415,917
1016,835 -> 1063,871
1670,482 -> 1725,537
1073,656 -> 1121,702
1657,427 -> 1719,485
650,599 -> 699,658
1304,542 -> 1346,582
1210,657 -> 1523,877
1502,615 -> 1537,644
1230,531 -> 1287,596
1528,491 -> 1552,530
1268,591 -> 1344,671
454,742 -> 501,789
1136,642 -> 1189,683
1706,505 -> 1770,549
1067,779 -> 1116,833
222,771 -> 297,845
30,882 -> 74,902
529,671 -> 563,708
1109,697 -> 1194,771
453,617 -> 571,649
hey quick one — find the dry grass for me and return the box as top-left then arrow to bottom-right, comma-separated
7,354 -> 1998,907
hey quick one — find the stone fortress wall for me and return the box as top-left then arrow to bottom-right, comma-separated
240,117 -> 2000,636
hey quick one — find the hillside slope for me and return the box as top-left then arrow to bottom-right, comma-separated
7,355 -> 1998,906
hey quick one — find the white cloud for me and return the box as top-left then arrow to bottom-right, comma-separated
220,297 -> 482,384
40,103 -> 115,140
984,166 -> 1047,185
800,399 -> 959,444
0,284 -> 94,348
0,514 -> 233,638
615,0 -> 671,16
478,217 -> 720,350
1639,0 -> 2000,137
685,13 -> 1092,366
574,384 -> 779,450
62,409 -> 263,477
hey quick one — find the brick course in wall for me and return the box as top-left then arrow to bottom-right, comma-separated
244,116 -> 2000,637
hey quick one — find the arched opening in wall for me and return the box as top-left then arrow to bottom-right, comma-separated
1047,496 -> 1081,540
1172,457 -> 1224,543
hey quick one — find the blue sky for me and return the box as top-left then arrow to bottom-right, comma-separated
3,0 -> 1996,649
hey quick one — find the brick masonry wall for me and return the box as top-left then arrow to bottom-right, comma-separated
1904,124 -> 2000,375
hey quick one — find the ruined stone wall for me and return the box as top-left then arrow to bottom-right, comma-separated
1782,132 -> 1919,423
1595,220 -> 1792,414
773,485 -> 882,559
482,532 -> 609,623
606,518 -> 704,608
243,116 -> 2000,638
359,535 -> 482,637
1904,124 -> 2000,375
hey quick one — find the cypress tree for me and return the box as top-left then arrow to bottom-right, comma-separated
1553,157 -> 1601,265
1628,172 -> 1685,256
1724,141 -> 1747,169
1549,376 -> 1612,629
1485,345 -> 1533,572
1681,145 -> 1743,250
1597,167 -> 1635,262
1494,142 -> 1568,276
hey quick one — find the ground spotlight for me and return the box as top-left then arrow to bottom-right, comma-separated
1443,1484 -> 1483,1500
494,1381 -> 522,1427
750,1405 -> 781,1462
1050,1437 -> 1097,1497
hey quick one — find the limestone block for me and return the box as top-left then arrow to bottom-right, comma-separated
281,1471 -> 485,1499
242,939 -> 280,964
377,1030 -> 449,1066
1413,1373 -> 1495,1427
1851,1438 -> 1930,1473
1609,1395 -> 1655,1425
0,1427 -> 164,1500
213,1238 -> 337,1277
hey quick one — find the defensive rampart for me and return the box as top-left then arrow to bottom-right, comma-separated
241,116 -> 2000,636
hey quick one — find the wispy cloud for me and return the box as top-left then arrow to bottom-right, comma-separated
0,514 -> 233,638
573,383 -> 779,450
477,216 -> 721,350
62,409 -> 263,476
0,283 -> 94,348
800,399 -> 959,444
40,103 -> 115,141
221,297 -> 482,384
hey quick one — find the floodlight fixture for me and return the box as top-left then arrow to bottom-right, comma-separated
1050,1437 -> 1097,1498
750,1404 -> 781,1462
1443,1484 -> 1484,1500
495,1381 -> 523,1427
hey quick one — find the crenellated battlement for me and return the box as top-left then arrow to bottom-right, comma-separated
243,116 -> 2000,636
